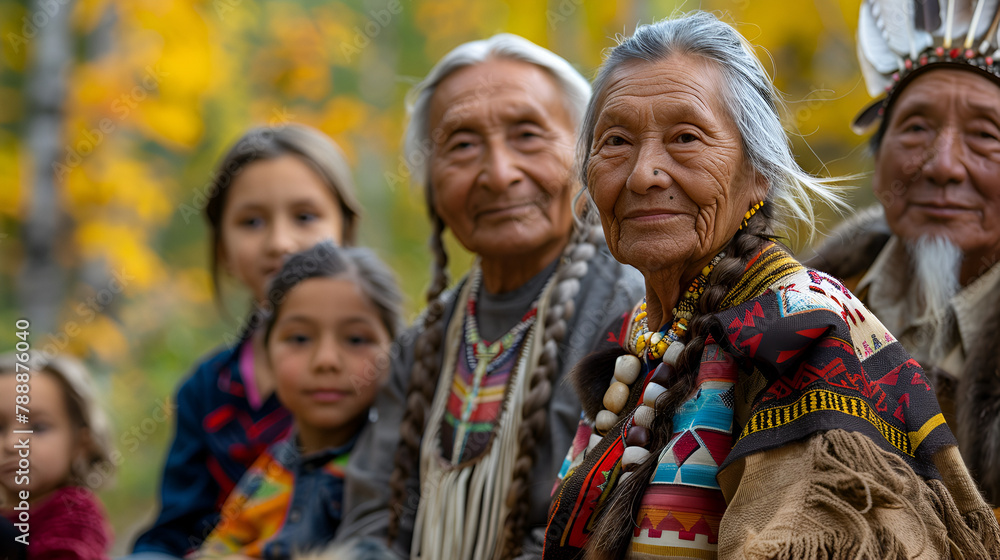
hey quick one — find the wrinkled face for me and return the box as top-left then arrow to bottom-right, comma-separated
267,277 -> 391,452
875,69 -> 1000,273
587,54 -> 766,277
220,155 -> 345,303
427,58 -> 577,262
0,372 -> 84,504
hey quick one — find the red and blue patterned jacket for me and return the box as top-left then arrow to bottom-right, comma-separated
132,340 -> 292,556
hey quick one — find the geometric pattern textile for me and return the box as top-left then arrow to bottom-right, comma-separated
716,268 -> 955,478
197,435 -> 352,559
630,343 -> 737,558
543,245 -> 956,559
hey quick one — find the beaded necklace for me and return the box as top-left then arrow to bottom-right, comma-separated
632,252 -> 724,362
592,201 -> 764,481
594,252 -> 721,438
453,267 -> 539,463
462,280 -> 537,376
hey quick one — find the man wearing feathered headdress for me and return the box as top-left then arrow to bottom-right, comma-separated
808,0 -> 1000,520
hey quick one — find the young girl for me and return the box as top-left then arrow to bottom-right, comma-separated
131,124 -> 364,558
0,352 -> 116,559
193,241 -> 403,559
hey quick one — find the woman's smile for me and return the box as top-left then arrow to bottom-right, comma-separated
621,208 -> 685,222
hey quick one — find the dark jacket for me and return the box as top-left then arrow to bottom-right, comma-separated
196,434 -> 357,559
132,341 -> 292,556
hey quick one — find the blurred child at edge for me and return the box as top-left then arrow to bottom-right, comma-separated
129,125 -> 363,559
0,352 -> 116,559
192,242 -> 403,559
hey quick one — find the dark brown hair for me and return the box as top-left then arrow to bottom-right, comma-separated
262,241 -> 404,345
203,124 -> 363,301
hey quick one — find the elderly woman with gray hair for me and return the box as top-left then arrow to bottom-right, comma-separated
543,12 -> 999,560
333,34 -> 644,559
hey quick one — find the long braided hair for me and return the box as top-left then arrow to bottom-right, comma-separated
499,210 -> 602,558
386,195 -> 603,557
585,206 -> 775,559
571,13 -> 848,558
386,188 -> 451,544
385,34 -> 596,557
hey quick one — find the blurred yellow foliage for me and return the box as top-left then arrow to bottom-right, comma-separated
174,267 -> 214,304
0,163 -> 20,217
64,164 -> 113,209
1,2 -> 28,72
140,99 -> 205,147
318,96 -> 370,162
158,42 -> 213,98
257,3 -> 333,101
72,0 -> 116,31
65,158 -> 174,223
315,4 -> 364,67
506,0 -> 549,45
76,222 -> 167,289
416,0 -> 508,57
72,63 -> 123,111
79,314 -> 130,362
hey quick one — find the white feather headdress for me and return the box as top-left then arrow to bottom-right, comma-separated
855,0 -> 1000,132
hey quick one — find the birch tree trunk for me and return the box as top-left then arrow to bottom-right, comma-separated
18,0 -> 73,333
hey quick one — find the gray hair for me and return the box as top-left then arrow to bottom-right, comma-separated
387,36 -> 603,557
906,235 -> 962,343
580,11 -> 845,239
403,33 -> 592,187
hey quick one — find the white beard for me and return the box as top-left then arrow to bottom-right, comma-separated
906,235 -> 962,328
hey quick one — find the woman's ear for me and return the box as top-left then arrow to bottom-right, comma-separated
751,168 -> 769,204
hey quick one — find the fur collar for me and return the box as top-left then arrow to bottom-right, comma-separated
802,205 -> 891,284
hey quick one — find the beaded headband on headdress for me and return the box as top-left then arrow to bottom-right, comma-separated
853,0 -> 1000,133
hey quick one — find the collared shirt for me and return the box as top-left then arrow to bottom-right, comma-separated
195,432 -> 357,560
856,235 -> 1000,379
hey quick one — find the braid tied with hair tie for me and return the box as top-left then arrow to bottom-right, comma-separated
584,203 -> 776,560
387,211 -> 450,544
498,220 -> 601,559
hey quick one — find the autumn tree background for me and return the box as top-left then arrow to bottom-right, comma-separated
1,0 -> 875,552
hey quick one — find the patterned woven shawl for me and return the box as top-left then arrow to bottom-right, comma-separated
543,243 -> 956,559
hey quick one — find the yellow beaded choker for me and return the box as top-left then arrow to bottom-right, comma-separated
632,252 -> 723,361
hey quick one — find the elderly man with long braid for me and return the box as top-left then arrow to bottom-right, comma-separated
331,35 -> 643,559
